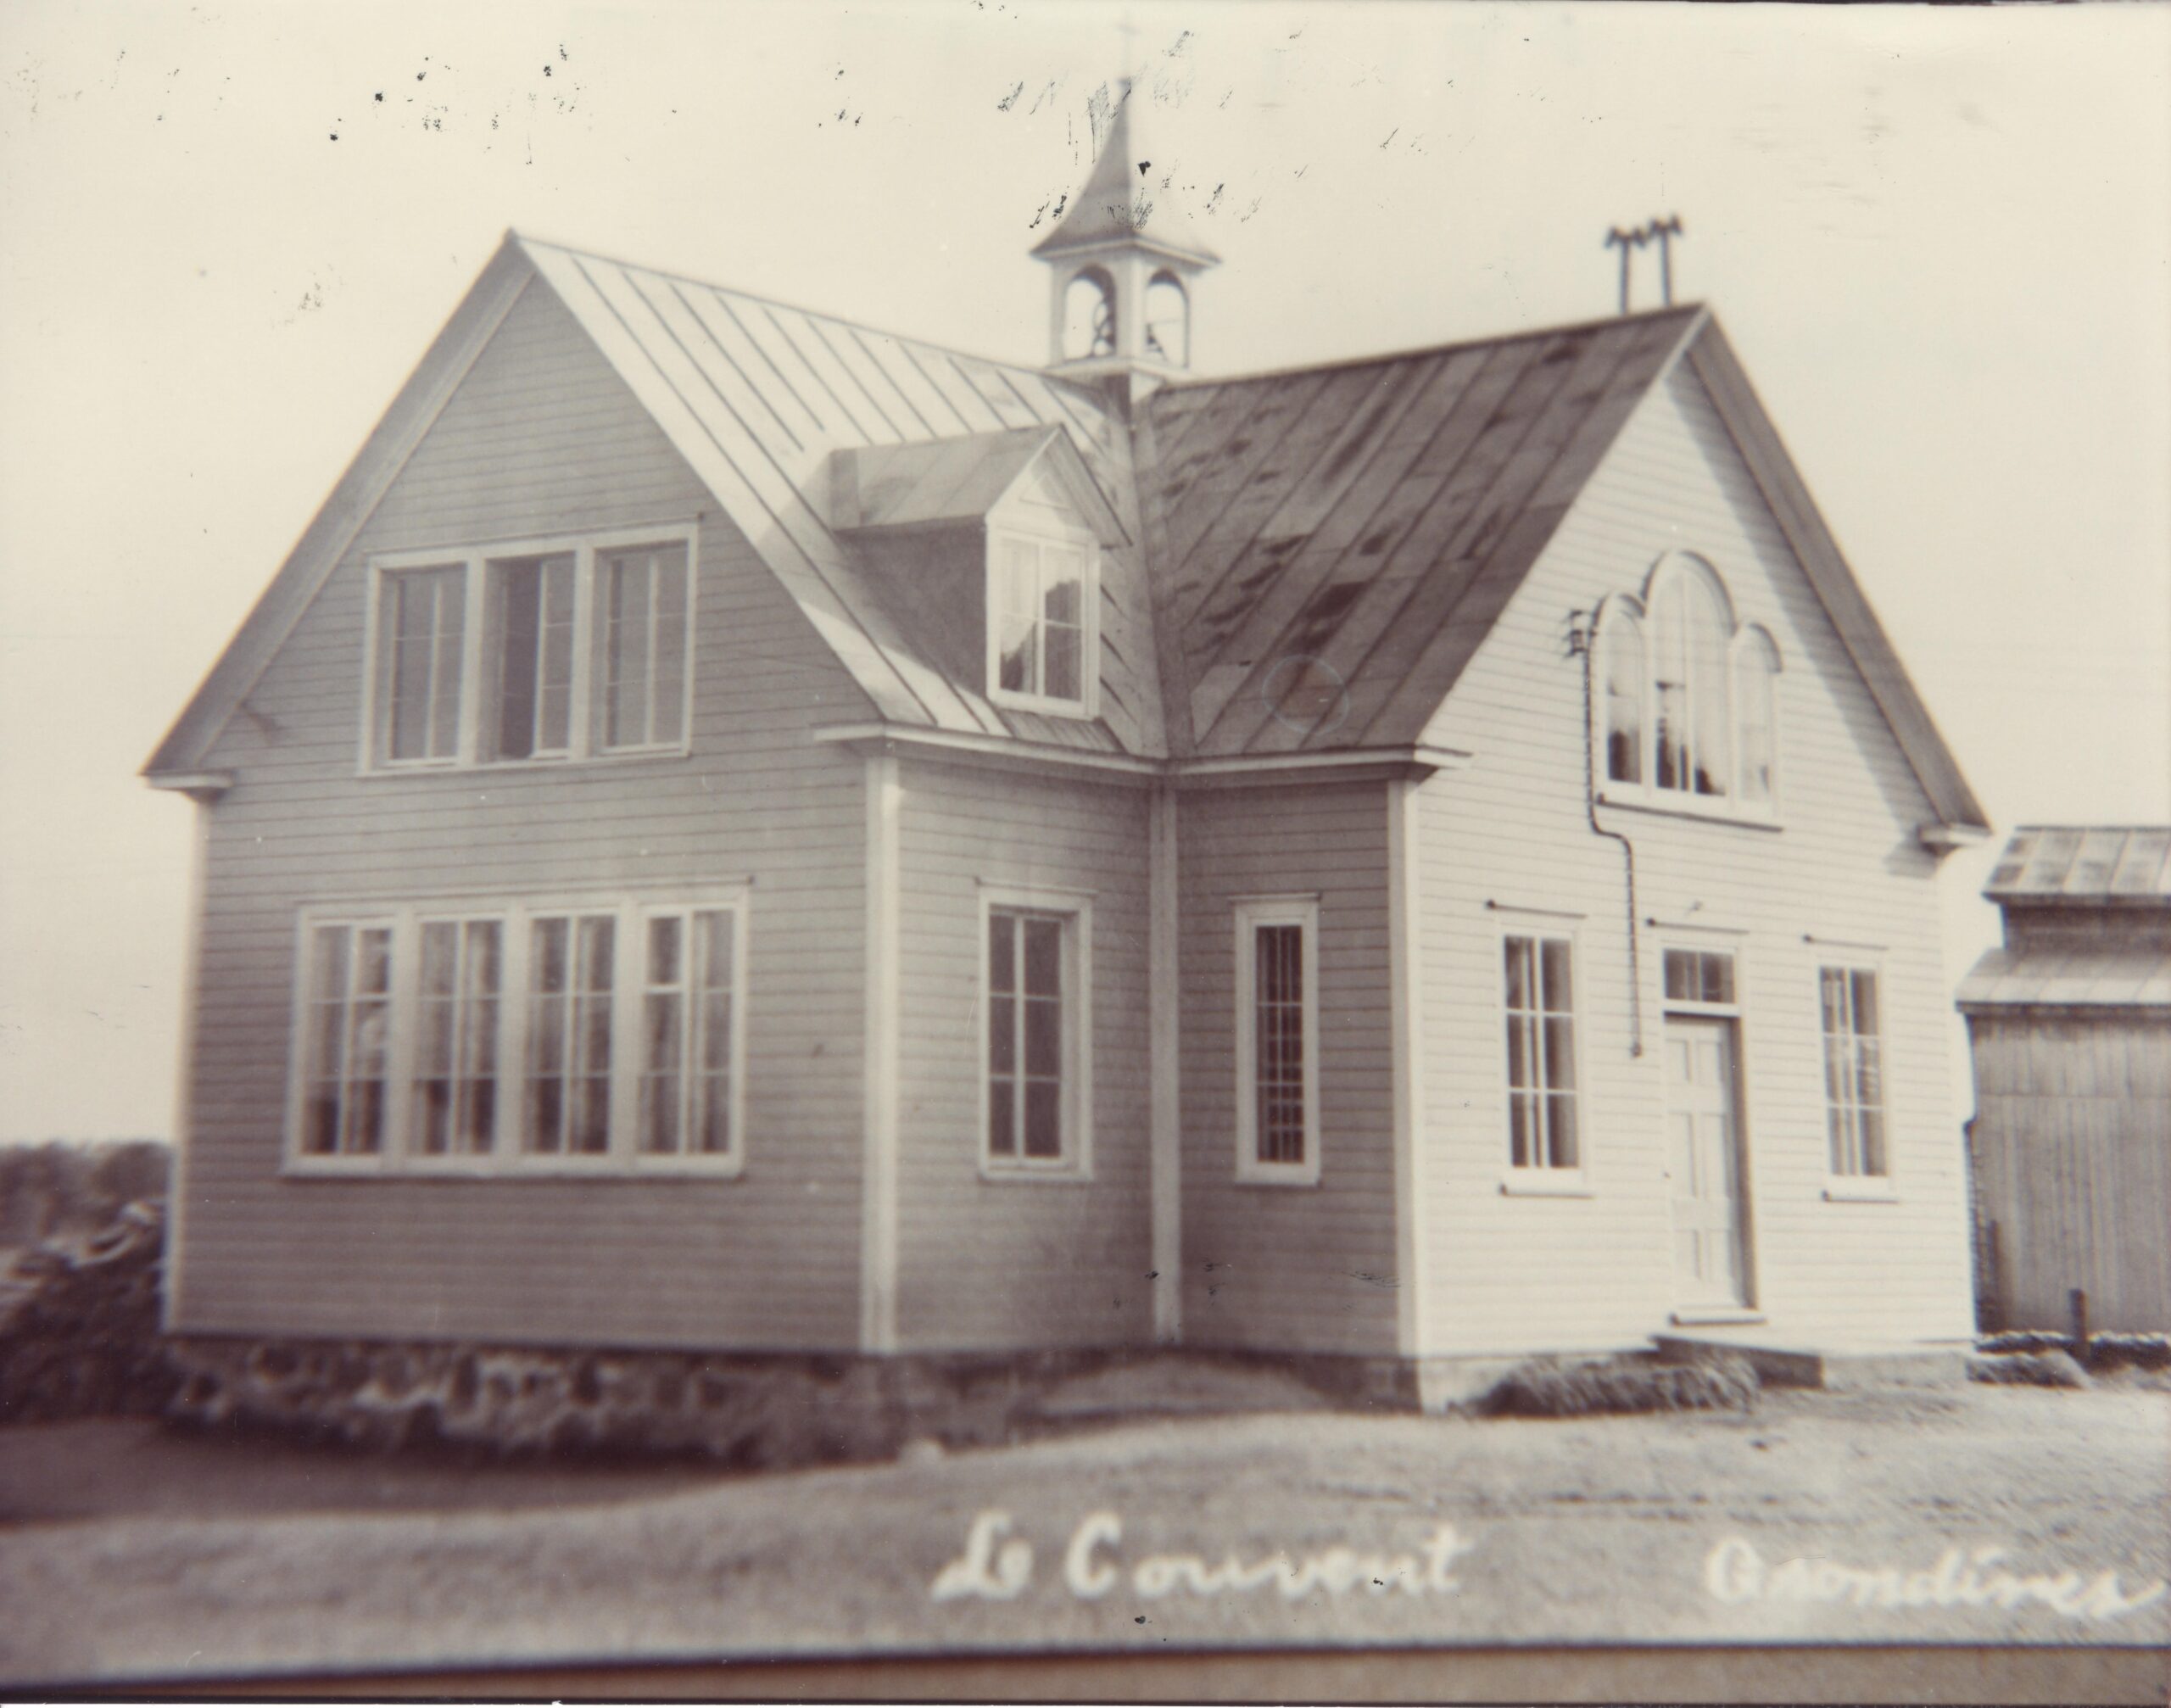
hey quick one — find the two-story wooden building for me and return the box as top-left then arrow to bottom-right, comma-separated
146,93 -> 1990,1406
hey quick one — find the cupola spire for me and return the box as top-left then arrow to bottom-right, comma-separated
1035,79 -> 1218,405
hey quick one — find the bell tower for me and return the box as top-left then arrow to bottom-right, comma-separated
1035,81 -> 1218,406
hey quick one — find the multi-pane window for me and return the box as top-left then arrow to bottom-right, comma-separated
1235,899 -> 1320,1183
1820,967 -> 1888,1178
604,544 -> 691,750
991,534 -> 1091,710
288,895 -> 744,1174
1591,558 -> 1781,814
525,913 -> 617,1157
987,908 -> 1068,1164
411,918 -> 501,1157
639,909 -> 738,1159
1504,934 -> 1580,1170
368,531 -> 693,770
298,923 -> 394,1157
488,554 -> 576,761
1664,948 -> 1737,1007
382,566 -> 466,763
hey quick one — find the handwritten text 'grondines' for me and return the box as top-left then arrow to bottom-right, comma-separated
931,1509 -> 1477,1604
1705,1538 -> 2167,1624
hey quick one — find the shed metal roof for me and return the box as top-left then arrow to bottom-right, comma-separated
1985,827 -> 2171,903
1957,945 -> 2171,1011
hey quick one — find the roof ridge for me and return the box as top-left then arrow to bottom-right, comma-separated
1152,304 -> 1708,395
511,229 -> 1102,400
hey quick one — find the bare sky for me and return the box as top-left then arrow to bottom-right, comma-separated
1,0 -> 2166,1141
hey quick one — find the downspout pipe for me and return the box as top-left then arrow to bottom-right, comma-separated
1572,611 -> 1644,1058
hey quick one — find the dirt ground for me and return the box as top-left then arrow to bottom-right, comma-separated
0,1381 -> 2164,1686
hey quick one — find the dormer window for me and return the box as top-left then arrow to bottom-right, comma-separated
991,531 -> 1094,712
1593,552 -> 1782,818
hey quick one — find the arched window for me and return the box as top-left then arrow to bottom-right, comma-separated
1061,269 -> 1117,361
1733,627 -> 1780,804
1144,271 -> 1189,366
1597,599 -> 1645,785
1649,557 -> 1734,799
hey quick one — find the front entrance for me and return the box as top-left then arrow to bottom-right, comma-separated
1665,1015 -> 1750,1309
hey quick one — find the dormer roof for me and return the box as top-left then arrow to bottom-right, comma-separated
831,426 -> 1128,545
1030,84 -> 1219,268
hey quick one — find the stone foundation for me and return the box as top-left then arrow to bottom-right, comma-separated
165,1337 -> 1132,1468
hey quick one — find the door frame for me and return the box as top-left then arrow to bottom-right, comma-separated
1658,938 -> 1759,1314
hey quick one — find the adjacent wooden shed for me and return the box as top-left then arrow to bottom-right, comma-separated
1960,827 -> 2171,1331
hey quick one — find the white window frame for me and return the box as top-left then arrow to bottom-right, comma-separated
985,524 -> 1101,719
1497,922 -> 1590,1194
1588,558 -> 1783,828
282,885 -> 748,1178
360,523 -> 697,774
977,884 -> 1094,1181
1817,958 -> 1897,1201
1233,896 -> 1322,1186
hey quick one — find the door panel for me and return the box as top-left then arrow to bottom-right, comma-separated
1665,1016 -> 1748,1308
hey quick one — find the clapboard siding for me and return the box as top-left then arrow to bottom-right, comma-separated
1968,1013 -> 2171,1331
1179,782 -> 1400,1354
892,759 -> 1154,1349
1413,360 -> 1973,1354
174,282 -> 878,1352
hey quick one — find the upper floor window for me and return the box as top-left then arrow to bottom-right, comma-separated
366,528 -> 695,773
1593,553 -> 1781,815
988,530 -> 1097,717
289,889 -> 746,1176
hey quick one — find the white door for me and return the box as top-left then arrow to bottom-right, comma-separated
1665,1016 -> 1749,1309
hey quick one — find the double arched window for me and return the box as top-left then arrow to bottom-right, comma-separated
1594,553 -> 1781,810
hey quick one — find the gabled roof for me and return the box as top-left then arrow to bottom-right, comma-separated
146,232 -> 1986,833
1139,307 -> 1702,757
1985,826 -> 2171,903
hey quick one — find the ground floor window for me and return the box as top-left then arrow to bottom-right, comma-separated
981,890 -> 1091,1176
1819,965 -> 1887,1177
1503,932 -> 1580,1170
1234,896 -> 1320,1185
288,890 -> 746,1175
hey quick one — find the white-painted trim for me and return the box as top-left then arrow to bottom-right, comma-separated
808,723 -> 1475,787
361,522 -> 700,775
1919,823 -> 1990,851
1387,777 -> 1428,1355
861,753 -> 901,1352
1232,895 -> 1322,1188
142,771 -> 235,800
281,885 -> 751,1179
161,800 -> 213,1331
1147,786 -> 1182,1343
977,884 -> 1096,1181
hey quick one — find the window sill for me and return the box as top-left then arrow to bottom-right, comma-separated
283,1157 -> 746,1181
359,747 -> 694,780
979,1162 -> 1094,1185
1499,1172 -> 1594,1198
1235,1168 -> 1322,1189
1595,789 -> 1783,833
1668,1308 -> 1766,1328
987,690 -> 1098,721
1822,1178 -> 1899,1203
